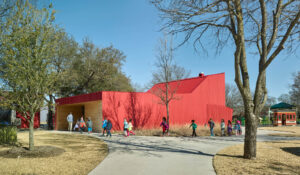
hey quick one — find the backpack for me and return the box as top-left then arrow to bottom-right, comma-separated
102,120 -> 107,128
107,122 -> 112,130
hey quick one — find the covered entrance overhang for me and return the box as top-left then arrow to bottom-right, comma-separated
55,92 -> 102,132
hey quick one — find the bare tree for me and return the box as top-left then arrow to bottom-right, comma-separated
290,71 -> 300,105
150,36 -> 190,126
152,0 -> 300,159
226,83 -> 243,115
278,93 -> 292,104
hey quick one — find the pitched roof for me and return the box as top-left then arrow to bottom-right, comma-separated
270,102 -> 295,109
147,75 -> 207,94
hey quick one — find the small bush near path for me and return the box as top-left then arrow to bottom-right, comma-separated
0,125 -> 17,145
213,141 -> 300,175
259,126 -> 300,137
0,131 -> 108,175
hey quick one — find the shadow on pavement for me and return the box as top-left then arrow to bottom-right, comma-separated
104,139 -> 214,157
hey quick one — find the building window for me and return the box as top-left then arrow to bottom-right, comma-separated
279,115 -> 281,120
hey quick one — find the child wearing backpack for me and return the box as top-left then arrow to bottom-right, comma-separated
189,120 -> 197,137
106,120 -> 112,137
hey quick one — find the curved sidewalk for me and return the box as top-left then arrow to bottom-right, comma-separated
88,129 -> 300,175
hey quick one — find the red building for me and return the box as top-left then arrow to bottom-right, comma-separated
55,73 -> 232,132
271,102 -> 297,126
16,112 -> 40,129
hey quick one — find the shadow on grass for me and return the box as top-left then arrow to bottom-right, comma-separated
268,161 -> 300,174
215,153 -> 244,159
281,147 -> 300,156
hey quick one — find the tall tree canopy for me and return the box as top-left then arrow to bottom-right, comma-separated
58,39 -> 133,97
152,0 -> 300,159
0,0 -> 60,150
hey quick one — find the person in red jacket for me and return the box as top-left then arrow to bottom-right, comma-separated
79,116 -> 86,134
160,117 -> 169,136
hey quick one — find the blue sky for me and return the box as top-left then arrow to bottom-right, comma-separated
51,0 -> 299,98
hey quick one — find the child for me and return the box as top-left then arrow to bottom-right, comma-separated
102,117 -> 108,136
123,118 -> 129,137
106,120 -> 112,137
221,119 -> 225,136
79,116 -> 86,134
87,117 -> 93,134
208,118 -> 215,136
237,120 -> 242,135
227,120 -> 232,136
189,120 -> 197,137
127,119 -> 135,136
73,119 -> 80,131
160,117 -> 169,136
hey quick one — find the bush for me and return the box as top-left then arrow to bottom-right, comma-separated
0,125 -> 17,145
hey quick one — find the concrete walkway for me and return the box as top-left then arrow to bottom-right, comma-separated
88,128 -> 300,175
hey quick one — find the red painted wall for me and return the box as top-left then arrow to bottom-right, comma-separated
16,112 -> 40,128
101,73 -> 232,129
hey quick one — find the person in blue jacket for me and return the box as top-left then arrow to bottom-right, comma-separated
102,117 -> 108,136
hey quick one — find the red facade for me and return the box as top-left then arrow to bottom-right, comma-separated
273,111 -> 297,126
56,73 -> 232,130
16,112 -> 40,129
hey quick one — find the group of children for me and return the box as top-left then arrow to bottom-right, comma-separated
73,117 -> 93,134
123,119 -> 135,137
81,116 -> 242,137
102,119 -> 113,137
207,118 -> 242,137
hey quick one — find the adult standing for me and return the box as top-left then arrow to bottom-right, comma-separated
208,118 -> 215,136
67,112 -> 73,132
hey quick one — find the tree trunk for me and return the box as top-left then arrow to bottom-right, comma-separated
29,113 -> 35,151
243,108 -> 257,159
47,95 -> 54,130
165,82 -> 170,127
166,102 -> 170,126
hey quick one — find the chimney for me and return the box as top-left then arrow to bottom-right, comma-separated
199,72 -> 205,77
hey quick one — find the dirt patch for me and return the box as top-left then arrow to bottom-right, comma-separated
0,146 -> 65,158
0,131 -> 108,175
213,140 -> 300,175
